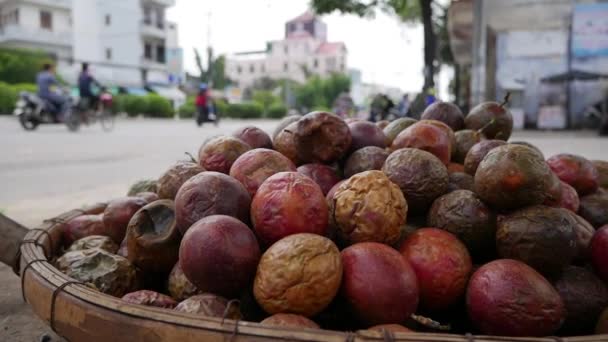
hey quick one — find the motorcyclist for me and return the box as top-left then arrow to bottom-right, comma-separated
78,62 -> 101,111
36,63 -> 68,121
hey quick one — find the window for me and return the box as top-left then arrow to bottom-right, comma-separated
283,62 -> 288,71
144,43 -> 152,59
156,45 -> 165,63
40,10 -> 52,30
156,8 -> 164,29
0,9 -> 19,28
340,63 -> 345,72
284,45 -> 288,54
237,66 -> 242,74
313,59 -> 318,68
105,14 -> 111,26
326,57 -> 336,71
249,64 -> 255,74
261,64 -> 265,73
143,7 -> 152,25
105,48 -> 112,60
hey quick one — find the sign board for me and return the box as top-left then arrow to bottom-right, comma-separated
572,3 -> 608,58
537,105 -> 567,129
511,108 -> 525,130
166,48 -> 184,84
506,30 -> 566,58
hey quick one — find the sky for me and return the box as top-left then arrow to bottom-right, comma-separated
167,0 -> 451,95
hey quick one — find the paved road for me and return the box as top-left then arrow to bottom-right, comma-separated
0,116 -> 607,341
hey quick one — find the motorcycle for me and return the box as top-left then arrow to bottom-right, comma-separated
13,91 -> 74,131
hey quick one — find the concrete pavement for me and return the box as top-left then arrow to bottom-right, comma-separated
0,115 -> 607,341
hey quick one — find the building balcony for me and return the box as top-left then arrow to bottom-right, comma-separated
0,0 -> 70,9
140,21 -> 167,39
141,0 -> 175,8
141,57 -> 167,71
0,25 -> 71,47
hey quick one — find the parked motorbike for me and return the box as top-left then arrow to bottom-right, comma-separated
13,91 -> 74,131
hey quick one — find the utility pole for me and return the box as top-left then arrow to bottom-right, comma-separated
206,11 -> 213,88
566,1 -> 574,129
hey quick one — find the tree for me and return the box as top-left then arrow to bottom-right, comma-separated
311,0 -> 444,91
252,90 -> 281,115
0,48 -> 53,84
193,47 -> 231,89
294,73 -> 351,111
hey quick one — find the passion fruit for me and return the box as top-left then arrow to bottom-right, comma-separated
341,242 -> 419,326
463,140 -> 507,175
330,170 -> 407,246
399,228 -> 472,311
293,111 -> 352,164
382,148 -> 448,213
496,205 -> 577,278
453,129 -> 483,163
229,148 -> 296,197
464,96 -> 513,140
466,259 -> 564,337
198,136 -> 251,174
253,233 -> 342,317
421,101 -> 464,131
344,146 -> 389,178
474,144 -> 552,210
392,121 -> 451,166
554,266 -> 608,335
383,118 -> 417,145
547,154 -> 600,196
427,190 -> 496,261
157,161 -> 205,200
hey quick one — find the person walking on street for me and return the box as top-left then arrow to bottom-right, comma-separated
398,94 -> 410,118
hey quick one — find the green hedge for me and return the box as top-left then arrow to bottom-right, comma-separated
224,103 -> 263,119
113,94 -> 173,118
0,82 -> 40,114
146,94 -> 174,118
178,96 -> 196,118
266,103 -> 287,119
0,83 -> 17,114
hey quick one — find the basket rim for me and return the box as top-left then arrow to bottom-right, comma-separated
18,203 -> 608,342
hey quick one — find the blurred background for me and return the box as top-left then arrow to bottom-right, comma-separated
1,1 -> 608,341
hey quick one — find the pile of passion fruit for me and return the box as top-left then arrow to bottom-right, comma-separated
55,100 -> 608,337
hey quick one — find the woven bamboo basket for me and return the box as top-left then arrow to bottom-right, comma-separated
1,203 -> 607,342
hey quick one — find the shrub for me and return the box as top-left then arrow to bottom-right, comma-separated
122,95 -> 149,117
11,83 -> 37,94
266,103 -> 287,119
179,97 -> 196,119
146,94 -> 174,118
224,103 -> 263,119
0,82 -> 17,114
0,48 -> 53,84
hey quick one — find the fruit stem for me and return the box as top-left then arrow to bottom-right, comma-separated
500,92 -> 511,108
220,299 -> 240,324
184,152 -> 197,163
477,118 -> 496,135
410,314 -> 451,331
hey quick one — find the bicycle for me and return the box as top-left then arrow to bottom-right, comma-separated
68,91 -> 115,132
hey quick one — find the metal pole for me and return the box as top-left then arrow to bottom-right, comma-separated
566,1 -> 574,129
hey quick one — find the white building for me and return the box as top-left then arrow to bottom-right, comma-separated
226,11 -> 348,88
0,0 -> 183,88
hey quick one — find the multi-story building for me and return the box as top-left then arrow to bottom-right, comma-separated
0,0 -> 183,88
450,0 -> 608,128
226,11 -> 348,88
